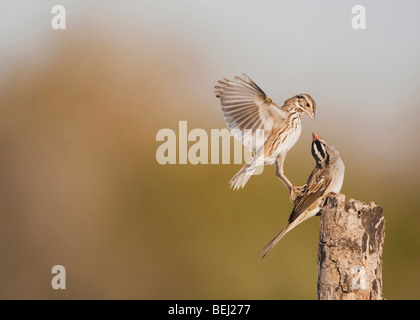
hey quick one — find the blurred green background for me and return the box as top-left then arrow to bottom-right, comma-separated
0,1 -> 419,299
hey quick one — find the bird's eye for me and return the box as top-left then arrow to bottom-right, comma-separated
306,103 -> 310,107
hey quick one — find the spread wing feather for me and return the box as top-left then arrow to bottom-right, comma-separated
214,74 -> 285,153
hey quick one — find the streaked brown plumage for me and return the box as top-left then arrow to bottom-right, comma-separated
260,133 -> 345,258
214,74 -> 316,198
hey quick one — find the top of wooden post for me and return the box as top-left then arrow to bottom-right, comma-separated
317,193 -> 385,300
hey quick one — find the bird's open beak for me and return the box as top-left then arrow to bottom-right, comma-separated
312,133 -> 321,141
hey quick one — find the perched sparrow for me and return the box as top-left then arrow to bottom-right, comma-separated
214,74 -> 316,199
260,133 -> 345,258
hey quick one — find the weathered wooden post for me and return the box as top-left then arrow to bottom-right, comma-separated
317,193 -> 385,300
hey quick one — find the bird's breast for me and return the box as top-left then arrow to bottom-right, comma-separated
276,123 -> 302,154
328,158 -> 345,194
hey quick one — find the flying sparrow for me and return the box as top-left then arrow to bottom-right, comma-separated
260,133 -> 345,258
214,74 -> 316,199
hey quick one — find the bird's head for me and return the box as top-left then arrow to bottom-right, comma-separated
311,133 -> 339,167
292,94 -> 316,120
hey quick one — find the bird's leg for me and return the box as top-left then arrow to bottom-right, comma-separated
275,161 -> 293,189
291,185 -> 306,197
275,160 -> 303,201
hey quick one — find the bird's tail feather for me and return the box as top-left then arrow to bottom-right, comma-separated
260,218 -> 301,258
229,163 -> 255,190
229,154 -> 263,190
260,225 -> 290,259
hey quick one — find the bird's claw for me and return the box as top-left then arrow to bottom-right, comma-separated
289,185 -> 306,201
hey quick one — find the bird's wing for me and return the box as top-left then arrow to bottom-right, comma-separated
288,167 -> 331,223
214,74 -> 286,153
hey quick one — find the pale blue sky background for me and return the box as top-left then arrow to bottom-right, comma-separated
0,1 -> 419,168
